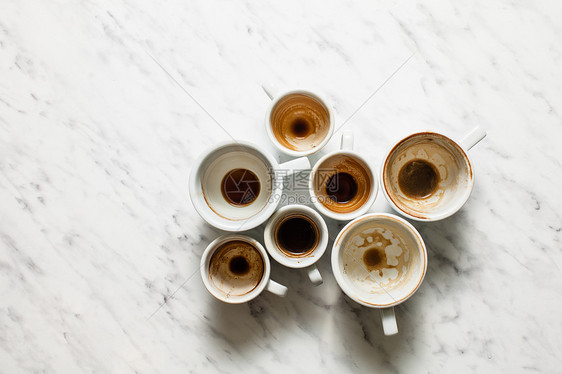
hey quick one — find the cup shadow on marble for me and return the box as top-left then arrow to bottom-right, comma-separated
412,209 -> 477,293
202,261 -> 319,352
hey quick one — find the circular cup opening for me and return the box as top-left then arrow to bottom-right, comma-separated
382,132 -> 473,221
332,214 -> 427,307
268,91 -> 333,155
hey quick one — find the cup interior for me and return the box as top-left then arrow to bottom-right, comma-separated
264,205 -> 328,268
269,91 -> 332,154
382,132 -> 473,221
311,151 -> 376,220
202,235 -> 270,303
195,143 -> 276,225
332,214 -> 427,307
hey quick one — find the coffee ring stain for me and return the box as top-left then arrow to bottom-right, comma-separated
362,233 -> 395,276
291,118 -> 313,138
221,168 -> 260,206
398,159 -> 440,199
229,255 -> 250,275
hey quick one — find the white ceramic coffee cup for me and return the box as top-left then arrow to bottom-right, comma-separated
263,86 -> 335,157
309,131 -> 378,221
200,234 -> 288,303
331,213 -> 427,336
263,204 -> 329,285
380,126 -> 486,221
190,140 -> 310,231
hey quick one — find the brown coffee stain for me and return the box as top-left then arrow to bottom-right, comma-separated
362,233 -> 395,276
313,155 -> 372,214
398,159 -> 440,199
221,168 -> 260,206
382,132 -> 473,219
229,255 -> 250,275
275,214 -> 318,256
270,93 -> 331,151
209,240 -> 264,296
326,172 -> 358,203
291,118 -> 313,138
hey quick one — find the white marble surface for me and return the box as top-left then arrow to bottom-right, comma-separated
1,0 -> 561,372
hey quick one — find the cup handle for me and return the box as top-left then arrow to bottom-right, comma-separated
266,279 -> 288,297
279,157 -> 311,176
307,265 -> 323,285
459,126 -> 486,151
341,130 -> 354,151
380,307 -> 398,336
261,83 -> 279,100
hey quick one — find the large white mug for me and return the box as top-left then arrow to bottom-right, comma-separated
263,204 -> 329,285
264,86 -> 335,157
200,234 -> 288,303
309,131 -> 378,221
331,213 -> 427,335
380,126 -> 486,221
190,140 -> 310,231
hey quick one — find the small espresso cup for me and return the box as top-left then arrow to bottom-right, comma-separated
309,131 -> 378,221
263,205 -> 329,285
190,140 -> 310,231
331,213 -> 427,335
200,234 -> 288,303
264,86 -> 335,157
380,126 -> 486,221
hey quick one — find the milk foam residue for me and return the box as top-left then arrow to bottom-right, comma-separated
342,227 -> 409,294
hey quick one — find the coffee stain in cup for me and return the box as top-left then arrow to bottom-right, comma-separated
398,159 -> 440,199
313,155 -> 372,214
362,232 -> 395,277
274,214 -> 319,257
209,240 -> 264,297
382,132 -> 472,219
221,168 -> 260,206
343,227 -> 409,292
270,93 -> 331,151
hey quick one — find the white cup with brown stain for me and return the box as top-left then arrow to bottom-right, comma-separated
309,131 -> 378,221
201,234 -> 288,303
331,213 -> 427,336
263,86 -> 335,157
189,140 -> 310,231
380,127 -> 486,222
263,204 -> 329,285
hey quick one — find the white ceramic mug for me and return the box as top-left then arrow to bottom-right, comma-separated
264,86 -> 335,157
263,204 -> 329,285
380,126 -> 486,221
331,213 -> 427,335
200,234 -> 288,303
309,131 -> 378,221
189,140 -> 310,231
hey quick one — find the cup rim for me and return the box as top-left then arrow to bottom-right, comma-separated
189,140 -> 283,231
380,131 -> 474,222
308,149 -> 378,221
263,204 -> 329,268
265,89 -> 335,157
200,234 -> 271,304
331,213 -> 428,308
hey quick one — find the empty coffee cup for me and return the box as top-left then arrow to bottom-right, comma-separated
381,127 -> 486,221
190,140 -> 310,231
309,131 -> 378,221
263,204 -> 329,285
331,213 -> 427,335
264,86 -> 335,157
200,234 -> 288,303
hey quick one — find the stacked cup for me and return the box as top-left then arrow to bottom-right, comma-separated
190,86 -> 486,335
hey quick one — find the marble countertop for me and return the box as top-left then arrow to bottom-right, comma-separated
1,0 -> 561,372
